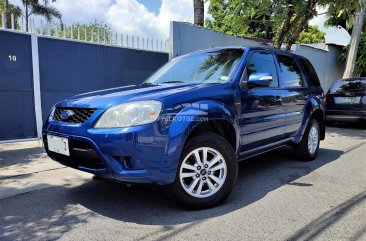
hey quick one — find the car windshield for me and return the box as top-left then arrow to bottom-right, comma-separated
143,49 -> 244,85
330,78 -> 366,94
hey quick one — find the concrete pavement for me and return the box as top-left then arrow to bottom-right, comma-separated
0,123 -> 365,241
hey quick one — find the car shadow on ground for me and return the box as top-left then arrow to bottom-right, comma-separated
68,146 -> 344,226
326,121 -> 366,139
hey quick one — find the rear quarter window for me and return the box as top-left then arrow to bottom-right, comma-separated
300,58 -> 321,87
277,54 -> 305,88
330,79 -> 366,94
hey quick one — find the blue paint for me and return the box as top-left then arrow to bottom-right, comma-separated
0,31 -> 37,140
43,47 -> 325,185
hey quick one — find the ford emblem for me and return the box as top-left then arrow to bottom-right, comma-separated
61,110 -> 75,120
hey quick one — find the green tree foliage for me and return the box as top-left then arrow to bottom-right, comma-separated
297,25 -> 325,44
339,32 -> 366,76
41,20 -> 113,43
63,21 -> 112,43
325,0 -> 365,33
206,0 -> 276,39
206,0 -> 364,50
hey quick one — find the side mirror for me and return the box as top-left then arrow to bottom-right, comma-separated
247,73 -> 272,88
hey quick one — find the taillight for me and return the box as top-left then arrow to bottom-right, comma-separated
323,94 -> 327,107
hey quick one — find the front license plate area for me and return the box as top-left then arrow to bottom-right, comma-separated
47,135 -> 70,156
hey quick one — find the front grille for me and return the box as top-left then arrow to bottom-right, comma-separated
53,107 -> 96,123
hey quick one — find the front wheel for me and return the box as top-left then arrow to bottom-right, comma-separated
294,118 -> 320,161
168,133 -> 238,208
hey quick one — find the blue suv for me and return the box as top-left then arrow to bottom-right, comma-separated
43,47 -> 325,208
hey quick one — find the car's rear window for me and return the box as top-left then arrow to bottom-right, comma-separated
329,79 -> 366,94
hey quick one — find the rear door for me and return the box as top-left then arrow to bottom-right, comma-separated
275,53 -> 312,138
327,79 -> 366,111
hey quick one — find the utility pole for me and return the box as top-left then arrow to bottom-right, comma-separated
343,8 -> 366,78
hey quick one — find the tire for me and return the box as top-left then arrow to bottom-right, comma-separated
294,118 -> 320,161
168,133 -> 238,209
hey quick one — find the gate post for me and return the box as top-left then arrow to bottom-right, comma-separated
31,33 -> 43,138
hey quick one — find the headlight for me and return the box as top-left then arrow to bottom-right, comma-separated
95,101 -> 162,128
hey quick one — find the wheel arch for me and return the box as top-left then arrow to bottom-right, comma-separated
165,100 -> 239,158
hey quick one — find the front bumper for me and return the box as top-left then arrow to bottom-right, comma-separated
43,116 -> 180,185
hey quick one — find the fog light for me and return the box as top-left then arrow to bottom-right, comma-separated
114,156 -> 144,170
123,156 -> 135,169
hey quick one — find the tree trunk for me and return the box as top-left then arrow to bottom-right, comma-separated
193,0 -> 204,27
276,2 -> 295,49
285,16 -> 308,51
285,0 -> 318,51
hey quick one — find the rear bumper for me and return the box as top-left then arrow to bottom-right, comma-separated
326,110 -> 366,121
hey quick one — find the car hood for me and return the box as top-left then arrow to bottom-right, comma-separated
57,84 -> 211,109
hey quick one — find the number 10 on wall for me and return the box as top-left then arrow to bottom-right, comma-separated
8,55 -> 16,61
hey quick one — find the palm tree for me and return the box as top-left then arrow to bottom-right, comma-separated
193,0 -> 204,26
22,0 -> 62,32
2,0 -> 22,29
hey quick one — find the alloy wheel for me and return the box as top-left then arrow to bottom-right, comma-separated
179,147 -> 227,198
307,126 -> 319,155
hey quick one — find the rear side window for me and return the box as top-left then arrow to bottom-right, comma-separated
277,54 -> 305,87
300,58 -> 321,87
330,79 -> 366,94
245,52 -> 279,87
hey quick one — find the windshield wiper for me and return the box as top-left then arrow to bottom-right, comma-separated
159,80 -> 186,84
140,82 -> 158,86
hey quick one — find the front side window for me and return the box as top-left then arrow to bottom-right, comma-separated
143,49 -> 244,85
244,52 -> 279,87
278,54 -> 304,87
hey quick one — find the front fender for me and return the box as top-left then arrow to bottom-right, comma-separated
165,100 -> 237,158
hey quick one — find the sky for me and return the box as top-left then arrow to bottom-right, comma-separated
10,0 -> 350,45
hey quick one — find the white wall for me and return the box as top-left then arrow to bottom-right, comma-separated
169,21 -> 265,58
292,44 -> 345,92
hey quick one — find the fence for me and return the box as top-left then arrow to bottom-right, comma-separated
0,18 -> 169,141
1,12 -> 169,53
169,21 -> 265,58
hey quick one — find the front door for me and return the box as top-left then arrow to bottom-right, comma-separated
238,51 -> 286,153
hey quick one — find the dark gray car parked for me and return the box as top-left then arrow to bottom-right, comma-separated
325,77 -> 366,125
